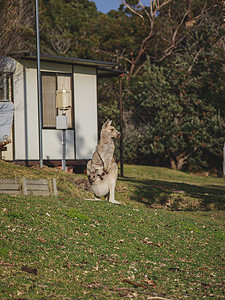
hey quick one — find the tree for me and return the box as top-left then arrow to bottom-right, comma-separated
124,58 -> 225,170
121,0 -> 174,79
116,0 -> 223,79
38,0 -> 100,58
0,0 -> 34,60
120,0 -> 225,171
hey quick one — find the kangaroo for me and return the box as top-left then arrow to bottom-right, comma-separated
86,120 -> 121,204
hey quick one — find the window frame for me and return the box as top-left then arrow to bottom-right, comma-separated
0,74 -> 12,102
41,72 -> 74,130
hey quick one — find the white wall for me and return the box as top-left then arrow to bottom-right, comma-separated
43,129 -> 75,159
13,62 -> 25,159
13,61 -> 39,159
74,66 -> 98,159
25,66 -> 39,159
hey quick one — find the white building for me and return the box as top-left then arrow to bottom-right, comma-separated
0,54 -> 124,170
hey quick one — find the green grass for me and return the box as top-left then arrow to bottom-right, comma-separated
0,161 -> 224,299
121,165 -> 225,211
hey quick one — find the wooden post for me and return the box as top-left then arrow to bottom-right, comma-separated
49,178 -> 57,196
21,177 -> 28,195
119,75 -> 124,177
52,178 -> 57,196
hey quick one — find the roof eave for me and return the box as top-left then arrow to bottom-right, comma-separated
14,52 -> 128,78
21,52 -> 120,68
97,67 -> 128,78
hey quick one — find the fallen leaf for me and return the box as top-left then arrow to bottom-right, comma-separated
0,261 -> 14,266
21,265 -> 38,275
122,279 -> 149,289
143,278 -> 157,287
17,291 -> 23,296
169,267 -> 181,272
140,238 -> 161,247
201,282 -> 210,287
37,237 -> 47,243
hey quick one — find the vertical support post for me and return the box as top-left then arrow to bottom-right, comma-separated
62,129 -> 66,171
119,75 -> 124,177
35,0 -> 43,168
52,178 -> 58,196
48,178 -> 57,196
21,177 -> 28,195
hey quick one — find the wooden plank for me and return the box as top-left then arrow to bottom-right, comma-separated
26,179 -> 48,185
28,190 -> 50,196
0,183 -> 19,189
0,178 -> 18,184
27,184 -> 49,191
0,190 -> 20,194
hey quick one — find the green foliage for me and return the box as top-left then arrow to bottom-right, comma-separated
97,77 -> 121,133
124,57 -> 225,170
39,0 -> 100,56
95,1 -> 225,172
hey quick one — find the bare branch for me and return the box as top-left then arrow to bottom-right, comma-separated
120,0 -> 173,79
0,0 -> 34,59
121,0 -> 144,19
187,48 -> 203,74
93,48 -> 132,65
48,28 -> 71,55
173,10 -> 188,43
134,61 -> 146,76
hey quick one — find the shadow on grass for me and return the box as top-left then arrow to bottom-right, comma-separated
120,177 -> 225,211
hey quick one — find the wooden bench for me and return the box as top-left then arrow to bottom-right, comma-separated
0,178 -> 57,196
0,178 -> 20,195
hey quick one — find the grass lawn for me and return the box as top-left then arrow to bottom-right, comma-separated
0,161 -> 224,299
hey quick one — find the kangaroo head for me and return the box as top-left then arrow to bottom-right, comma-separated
102,120 -> 120,138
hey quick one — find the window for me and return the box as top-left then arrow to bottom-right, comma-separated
0,74 -> 12,101
41,73 -> 73,128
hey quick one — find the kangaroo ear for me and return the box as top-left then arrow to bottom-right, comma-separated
103,119 -> 111,128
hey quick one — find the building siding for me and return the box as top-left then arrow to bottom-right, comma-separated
74,66 -> 98,160
9,60 -> 98,162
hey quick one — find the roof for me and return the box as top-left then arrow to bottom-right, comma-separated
20,53 -> 128,78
